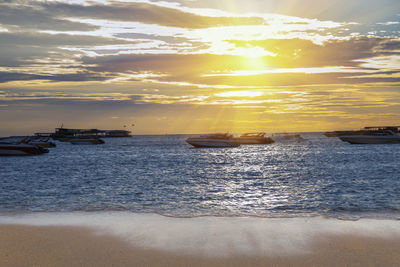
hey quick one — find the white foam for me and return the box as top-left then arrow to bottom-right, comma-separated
1,212 -> 400,256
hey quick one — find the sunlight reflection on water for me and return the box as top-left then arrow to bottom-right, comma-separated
1,133 -> 400,219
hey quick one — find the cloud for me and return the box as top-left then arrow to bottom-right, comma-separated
377,21 -> 400,26
0,2 -> 98,31
0,71 -> 112,83
80,35 -> 400,87
0,32 -> 134,47
0,31 -> 139,78
227,37 -> 394,68
1,0 -> 400,134
39,1 -> 266,29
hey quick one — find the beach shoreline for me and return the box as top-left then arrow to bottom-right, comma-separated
1,224 -> 400,267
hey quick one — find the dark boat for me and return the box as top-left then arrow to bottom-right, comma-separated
0,142 -> 49,156
50,127 -> 131,141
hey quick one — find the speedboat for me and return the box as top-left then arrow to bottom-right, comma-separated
0,142 -> 49,156
233,132 -> 274,144
1,136 -> 56,148
340,126 -> 400,144
69,138 -> 105,145
186,133 -> 240,148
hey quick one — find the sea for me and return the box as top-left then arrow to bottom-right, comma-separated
1,133 -> 400,255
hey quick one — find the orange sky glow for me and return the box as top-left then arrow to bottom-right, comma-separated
0,0 -> 399,135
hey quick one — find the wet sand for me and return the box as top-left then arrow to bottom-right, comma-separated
1,224 -> 400,267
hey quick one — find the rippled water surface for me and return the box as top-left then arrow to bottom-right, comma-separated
1,133 -> 400,218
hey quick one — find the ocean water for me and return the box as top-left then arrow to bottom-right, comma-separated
1,133 -> 400,256
1,133 -> 399,219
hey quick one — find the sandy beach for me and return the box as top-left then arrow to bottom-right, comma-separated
1,224 -> 400,267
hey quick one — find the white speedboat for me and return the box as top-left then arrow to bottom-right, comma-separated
233,132 -> 274,144
0,142 -> 49,156
340,126 -> 400,144
186,133 -> 240,148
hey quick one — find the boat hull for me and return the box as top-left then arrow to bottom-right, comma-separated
0,143 -> 49,156
233,137 -> 274,144
69,138 -> 105,145
340,135 -> 400,144
186,138 -> 240,148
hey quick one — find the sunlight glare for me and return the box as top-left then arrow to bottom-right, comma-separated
215,90 -> 263,97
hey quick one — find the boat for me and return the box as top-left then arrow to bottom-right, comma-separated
0,142 -> 49,156
339,126 -> 400,144
233,132 -> 274,144
186,133 -> 240,148
50,127 -> 131,140
69,138 -> 105,145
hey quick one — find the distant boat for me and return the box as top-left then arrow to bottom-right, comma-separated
272,133 -> 305,142
50,127 -> 131,140
186,133 -> 240,148
69,138 -> 105,145
340,126 -> 400,144
233,132 -> 274,144
0,142 -> 49,156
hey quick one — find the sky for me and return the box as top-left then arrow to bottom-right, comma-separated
0,0 -> 399,135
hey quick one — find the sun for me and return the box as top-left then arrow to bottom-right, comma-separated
234,46 -> 273,70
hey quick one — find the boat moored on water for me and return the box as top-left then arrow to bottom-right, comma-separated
0,142 -> 49,156
50,127 -> 131,140
339,126 -> 400,144
186,133 -> 240,148
233,132 -> 274,144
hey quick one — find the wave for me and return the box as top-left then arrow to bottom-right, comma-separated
1,211 -> 400,257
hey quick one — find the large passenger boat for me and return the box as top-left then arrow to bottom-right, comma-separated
339,126 -> 400,144
49,127 -> 131,141
186,133 -> 240,148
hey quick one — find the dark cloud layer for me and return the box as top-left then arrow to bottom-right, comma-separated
0,32 -> 133,47
0,31 -> 137,67
39,1 -> 266,29
0,71 -> 110,83
0,3 -> 98,31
